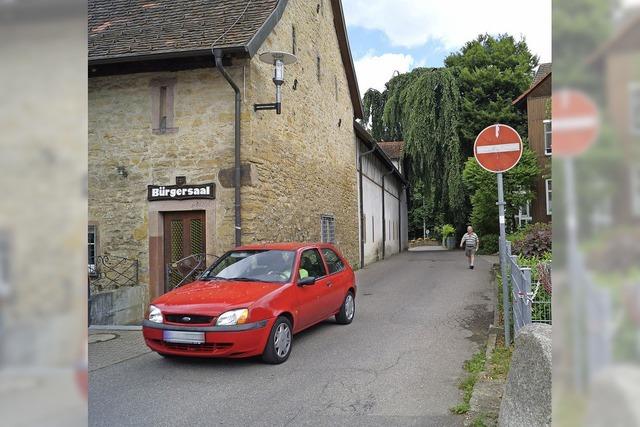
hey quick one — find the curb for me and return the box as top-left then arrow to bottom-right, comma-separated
89,325 -> 142,331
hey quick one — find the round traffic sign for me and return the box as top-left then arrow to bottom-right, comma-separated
473,124 -> 523,173
553,89 -> 599,157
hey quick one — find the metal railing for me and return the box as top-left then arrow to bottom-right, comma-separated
88,255 -> 139,290
166,253 -> 218,291
506,242 -> 552,335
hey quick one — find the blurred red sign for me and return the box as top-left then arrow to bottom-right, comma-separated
473,124 -> 523,173
553,89 -> 600,157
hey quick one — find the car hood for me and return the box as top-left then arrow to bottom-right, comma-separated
152,280 -> 282,315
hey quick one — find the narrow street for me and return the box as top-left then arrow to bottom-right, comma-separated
89,249 -> 494,427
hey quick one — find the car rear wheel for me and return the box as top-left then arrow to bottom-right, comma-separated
335,292 -> 355,325
262,316 -> 292,364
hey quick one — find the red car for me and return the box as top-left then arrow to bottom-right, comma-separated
143,243 -> 356,364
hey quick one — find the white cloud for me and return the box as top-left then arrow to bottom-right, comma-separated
344,0 -> 552,63
354,52 -> 415,93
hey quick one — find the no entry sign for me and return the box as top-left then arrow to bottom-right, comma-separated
473,124 -> 523,173
553,89 -> 600,157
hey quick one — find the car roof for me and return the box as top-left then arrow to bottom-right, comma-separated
234,242 -> 334,251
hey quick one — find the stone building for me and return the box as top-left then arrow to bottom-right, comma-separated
88,0 -> 407,324
513,63 -> 552,225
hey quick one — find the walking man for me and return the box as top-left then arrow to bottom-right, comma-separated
460,226 -> 480,269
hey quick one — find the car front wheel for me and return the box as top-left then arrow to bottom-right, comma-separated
262,316 -> 293,364
335,292 -> 355,325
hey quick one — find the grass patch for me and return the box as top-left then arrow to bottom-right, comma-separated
449,348 -> 486,415
470,413 -> 489,427
488,344 -> 512,380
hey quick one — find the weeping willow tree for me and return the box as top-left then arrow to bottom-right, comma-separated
362,68 -> 466,231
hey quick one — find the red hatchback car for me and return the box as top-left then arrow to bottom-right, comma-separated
143,243 -> 356,364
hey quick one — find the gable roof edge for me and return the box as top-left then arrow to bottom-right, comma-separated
513,72 -> 552,108
246,0 -> 289,57
331,0 -> 364,120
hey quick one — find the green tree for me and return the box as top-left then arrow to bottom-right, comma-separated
462,146 -> 540,236
362,88 -> 387,141
444,34 -> 537,158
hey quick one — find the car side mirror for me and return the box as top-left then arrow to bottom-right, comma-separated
297,276 -> 316,287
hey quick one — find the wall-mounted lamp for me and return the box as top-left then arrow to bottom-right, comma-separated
116,166 -> 128,178
254,51 -> 297,115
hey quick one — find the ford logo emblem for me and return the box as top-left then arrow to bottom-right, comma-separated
181,316 -> 191,322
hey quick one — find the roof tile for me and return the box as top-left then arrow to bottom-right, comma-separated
88,0 -> 279,60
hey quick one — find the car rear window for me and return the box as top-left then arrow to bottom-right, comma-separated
321,248 -> 344,274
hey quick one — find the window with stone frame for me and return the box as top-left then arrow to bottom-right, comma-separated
150,77 -> 177,134
321,215 -> 336,244
630,82 -> 640,135
316,56 -> 321,83
88,224 -> 98,275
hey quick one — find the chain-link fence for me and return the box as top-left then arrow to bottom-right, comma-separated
506,241 -> 552,335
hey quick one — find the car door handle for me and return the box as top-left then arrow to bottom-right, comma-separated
326,281 -> 333,287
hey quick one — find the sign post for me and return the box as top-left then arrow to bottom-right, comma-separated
474,124 -> 524,345
554,89 -> 600,389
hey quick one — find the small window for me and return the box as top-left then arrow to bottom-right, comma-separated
316,56 -> 321,83
629,83 -> 640,135
0,231 -> 10,298
545,179 -> 552,215
299,249 -> 327,278
321,215 -> 336,244
88,225 -> 98,275
292,25 -> 296,55
543,120 -> 552,155
322,248 -> 345,274
150,77 -> 177,134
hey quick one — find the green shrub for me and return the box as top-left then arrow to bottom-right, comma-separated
510,222 -> 551,257
442,224 -> 456,239
478,234 -> 498,255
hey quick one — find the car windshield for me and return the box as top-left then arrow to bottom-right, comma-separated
202,250 -> 296,283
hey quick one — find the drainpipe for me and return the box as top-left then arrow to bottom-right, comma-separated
381,170 -> 394,259
358,145 -> 376,269
399,184 -> 405,252
214,49 -> 242,247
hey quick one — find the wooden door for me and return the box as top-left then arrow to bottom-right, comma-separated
163,211 -> 206,293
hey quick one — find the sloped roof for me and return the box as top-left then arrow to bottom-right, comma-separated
377,141 -> 404,160
88,0 -> 281,61
87,0 -> 363,119
532,63 -> 552,87
354,121 -> 408,186
513,63 -> 552,108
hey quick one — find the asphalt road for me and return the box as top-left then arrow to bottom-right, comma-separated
89,249 -> 494,426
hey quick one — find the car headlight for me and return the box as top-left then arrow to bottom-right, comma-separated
148,305 -> 163,323
216,309 -> 249,326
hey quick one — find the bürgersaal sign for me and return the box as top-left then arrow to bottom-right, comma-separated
147,183 -> 215,201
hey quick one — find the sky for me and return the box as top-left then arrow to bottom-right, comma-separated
342,0 -> 552,95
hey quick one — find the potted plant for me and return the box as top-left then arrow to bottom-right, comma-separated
441,224 -> 456,249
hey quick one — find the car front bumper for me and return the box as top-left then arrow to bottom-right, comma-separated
142,318 -> 273,358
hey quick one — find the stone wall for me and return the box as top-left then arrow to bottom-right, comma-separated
88,0 -> 360,309
242,0 -> 359,266
498,324 -> 552,427
89,65 -> 247,292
